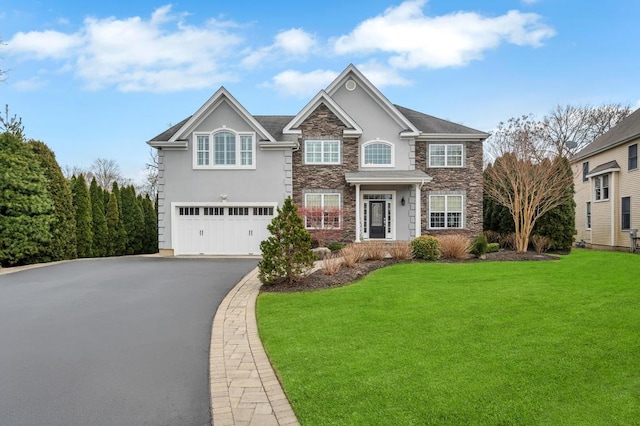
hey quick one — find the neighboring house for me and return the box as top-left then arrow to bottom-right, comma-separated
571,107 -> 640,251
147,65 -> 488,255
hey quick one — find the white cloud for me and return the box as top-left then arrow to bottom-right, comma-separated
265,69 -> 338,97
334,0 -> 556,69
5,5 -> 243,92
357,61 -> 411,87
12,77 -> 48,91
242,28 -> 316,68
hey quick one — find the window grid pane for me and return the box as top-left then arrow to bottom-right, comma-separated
197,135 -> 210,166
429,195 -> 462,229
240,135 -> 253,166
364,143 -> 392,165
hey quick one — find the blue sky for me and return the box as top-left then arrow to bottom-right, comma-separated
2,0 -> 639,182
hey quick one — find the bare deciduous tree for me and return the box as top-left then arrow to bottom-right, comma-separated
484,154 -> 573,253
142,148 -> 158,199
90,158 -> 123,189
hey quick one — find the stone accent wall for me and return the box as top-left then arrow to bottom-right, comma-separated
292,103 -> 358,242
415,141 -> 484,236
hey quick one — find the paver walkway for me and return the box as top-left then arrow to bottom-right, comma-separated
210,267 -> 299,426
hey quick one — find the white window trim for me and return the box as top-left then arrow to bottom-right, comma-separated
304,139 -> 341,165
593,174 -> 609,202
303,192 -> 342,229
428,143 -> 464,168
361,140 -> 395,168
428,194 -> 465,229
192,128 -> 256,170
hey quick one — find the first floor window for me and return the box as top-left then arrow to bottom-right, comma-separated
586,202 -> 591,229
594,174 -> 609,201
305,140 -> 340,164
429,195 -> 463,229
622,197 -> 631,230
304,193 -> 341,229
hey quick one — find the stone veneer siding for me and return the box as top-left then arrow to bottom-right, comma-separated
415,141 -> 484,236
292,103 -> 358,242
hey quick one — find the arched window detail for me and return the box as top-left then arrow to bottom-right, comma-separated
193,128 -> 255,169
362,141 -> 394,167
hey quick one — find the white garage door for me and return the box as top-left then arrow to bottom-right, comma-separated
174,205 -> 274,255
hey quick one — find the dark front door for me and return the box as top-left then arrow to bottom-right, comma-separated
369,201 -> 386,239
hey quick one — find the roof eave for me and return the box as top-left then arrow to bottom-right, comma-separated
417,132 -> 489,141
571,132 -> 640,163
586,167 -> 621,178
258,140 -> 298,150
147,140 -> 188,150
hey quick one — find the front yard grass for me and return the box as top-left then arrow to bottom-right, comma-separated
256,250 -> 640,425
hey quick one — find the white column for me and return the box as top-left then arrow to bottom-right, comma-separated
415,183 -> 422,238
355,184 -> 361,242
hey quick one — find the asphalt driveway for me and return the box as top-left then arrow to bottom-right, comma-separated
0,256 -> 258,426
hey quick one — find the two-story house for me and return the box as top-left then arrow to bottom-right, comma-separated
147,65 -> 488,255
572,108 -> 640,251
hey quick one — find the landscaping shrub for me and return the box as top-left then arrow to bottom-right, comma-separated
483,230 -> 500,244
258,197 -> 314,284
411,236 -> 441,261
341,243 -> 366,267
364,241 -> 386,260
470,234 -> 489,258
322,254 -> 342,275
327,242 -> 346,252
389,241 -> 413,260
437,235 -> 471,259
487,243 -> 500,253
499,233 -> 515,250
531,235 -> 552,254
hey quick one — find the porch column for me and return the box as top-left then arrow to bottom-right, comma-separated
414,183 -> 422,238
355,183 -> 361,242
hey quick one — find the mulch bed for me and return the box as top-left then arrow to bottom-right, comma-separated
261,250 -> 560,293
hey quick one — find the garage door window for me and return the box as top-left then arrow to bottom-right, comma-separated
179,207 -> 200,215
229,207 -> 249,216
254,207 -> 274,216
204,207 -> 224,216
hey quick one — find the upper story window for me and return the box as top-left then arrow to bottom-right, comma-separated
362,141 -> 393,167
582,162 -> 589,182
629,144 -> 638,170
429,144 -> 463,167
305,140 -> 340,165
594,174 -> 609,201
193,129 -> 255,169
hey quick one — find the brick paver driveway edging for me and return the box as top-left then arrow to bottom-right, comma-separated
210,267 -> 299,426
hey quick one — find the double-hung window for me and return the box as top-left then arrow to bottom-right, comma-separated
429,195 -> 463,229
193,129 -> 255,169
305,140 -> 340,164
629,144 -> 638,170
429,144 -> 463,167
362,141 -> 393,167
304,193 -> 341,229
594,174 -> 609,201
586,201 -> 591,229
622,197 -> 631,230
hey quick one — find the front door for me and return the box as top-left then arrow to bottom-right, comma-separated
369,201 -> 386,239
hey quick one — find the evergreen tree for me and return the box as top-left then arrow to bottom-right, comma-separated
28,140 -> 77,262
258,197 -> 314,284
110,181 -> 127,250
121,185 -> 144,254
72,174 -> 93,258
141,195 -> 158,253
106,192 -> 127,256
0,132 -> 54,266
89,178 -> 108,257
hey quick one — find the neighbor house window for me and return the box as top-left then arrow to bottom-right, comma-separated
305,140 -> 340,164
429,144 -> 463,167
594,174 -> 609,201
629,144 -> 638,170
622,197 -> 631,230
429,195 -> 463,229
362,141 -> 393,167
304,193 -> 341,229
582,162 -> 589,182
193,129 -> 255,169
586,202 -> 591,229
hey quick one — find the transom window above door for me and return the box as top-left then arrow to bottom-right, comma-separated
362,141 -> 394,167
304,140 -> 341,165
429,144 -> 463,167
193,129 -> 255,169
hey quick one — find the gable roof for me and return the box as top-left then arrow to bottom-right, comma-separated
326,64 -> 420,137
167,87 -> 276,143
394,105 -> 488,139
282,90 -> 363,136
254,115 -> 294,141
149,116 -> 191,142
572,107 -> 640,162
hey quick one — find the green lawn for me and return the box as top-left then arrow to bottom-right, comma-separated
257,250 -> 640,425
